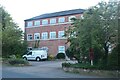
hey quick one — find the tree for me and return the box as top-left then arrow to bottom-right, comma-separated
90,1 -> 118,65
65,18 -> 82,63
65,1 -> 118,66
0,5 -> 27,58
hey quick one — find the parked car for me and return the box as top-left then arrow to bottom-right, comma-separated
22,50 -> 48,61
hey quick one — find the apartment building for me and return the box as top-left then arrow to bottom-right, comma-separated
24,9 -> 85,56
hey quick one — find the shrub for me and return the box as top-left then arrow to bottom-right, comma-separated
47,54 -> 55,61
15,54 -> 22,58
56,53 -> 65,59
8,59 -> 29,66
9,55 -> 16,59
62,63 -> 71,67
62,63 -> 105,70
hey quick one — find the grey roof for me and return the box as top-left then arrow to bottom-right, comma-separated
25,8 -> 85,21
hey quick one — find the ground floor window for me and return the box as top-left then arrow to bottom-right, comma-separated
58,46 -> 65,53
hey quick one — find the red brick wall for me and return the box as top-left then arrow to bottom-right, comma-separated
27,39 -> 68,56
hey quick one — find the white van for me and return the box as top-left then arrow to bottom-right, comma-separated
22,50 -> 48,61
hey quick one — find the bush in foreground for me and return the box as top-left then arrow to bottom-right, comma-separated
8,59 -> 30,66
62,62 -> 119,70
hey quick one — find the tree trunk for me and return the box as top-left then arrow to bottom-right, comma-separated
103,44 -> 109,66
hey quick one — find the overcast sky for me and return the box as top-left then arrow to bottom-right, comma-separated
0,0 -> 109,32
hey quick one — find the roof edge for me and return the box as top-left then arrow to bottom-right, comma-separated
24,8 -> 86,21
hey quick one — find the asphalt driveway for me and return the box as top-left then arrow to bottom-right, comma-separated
2,60 -> 99,78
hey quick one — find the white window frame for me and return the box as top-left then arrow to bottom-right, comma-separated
27,34 -> 33,41
68,16 -> 76,22
34,20 -> 40,26
50,18 -> 56,24
58,17 -> 65,23
42,32 -> 48,39
27,21 -> 33,27
58,46 -> 65,53
34,33 -> 40,40
58,31 -> 65,38
42,19 -> 48,25
50,31 -> 56,39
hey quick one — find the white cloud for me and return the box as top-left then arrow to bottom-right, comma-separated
0,0 -> 109,32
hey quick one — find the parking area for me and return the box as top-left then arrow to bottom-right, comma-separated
2,60 -> 99,78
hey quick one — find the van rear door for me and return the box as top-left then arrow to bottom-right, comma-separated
40,51 -> 47,59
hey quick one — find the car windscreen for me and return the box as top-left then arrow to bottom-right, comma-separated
27,52 -> 32,55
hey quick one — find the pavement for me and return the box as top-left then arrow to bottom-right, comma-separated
2,60 -> 99,78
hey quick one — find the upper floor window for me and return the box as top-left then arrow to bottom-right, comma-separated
58,31 -> 65,38
42,32 -> 48,39
68,16 -> 76,22
34,20 -> 40,26
58,46 -> 65,53
27,21 -> 33,27
42,19 -> 48,25
50,18 -> 56,24
27,34 -> 33,40
58,17 -> 65,23
34,33 -> 40,40
50,32 -> 56,39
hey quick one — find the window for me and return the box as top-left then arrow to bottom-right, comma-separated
50,32 -> 56,39
58,46 -> 65,53
34,33 -> 40,40
27,21 -> 33,27
68,16 -> 76,22
27,52 -> 32,55
34,20 -> 40,26
42,19 -> 48,25
27,34 -> 33,40
58,17 -> 65,23
50,18 -> 56,24
42,32 -> 48,39
27,47 -> 32,51
58,31 -> 65,38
